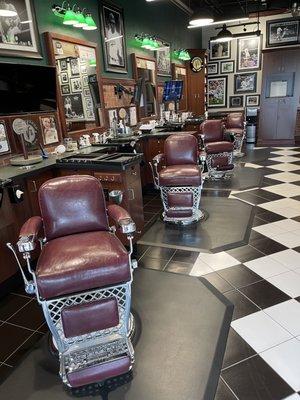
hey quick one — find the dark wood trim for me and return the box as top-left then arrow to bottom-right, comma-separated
249,9 -> 289,18
102,77 -> 136,86
262,46 -> 300,53
44,32 -> 106,137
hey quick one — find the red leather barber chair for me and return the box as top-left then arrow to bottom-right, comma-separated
200,119 -> 234,180
151,134 -> 203,224
224,112 -> 246,157
7,175 -> 137,388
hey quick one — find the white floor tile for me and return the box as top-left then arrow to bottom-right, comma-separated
259,199 -> 300,218
245,255 -> 290,279
269,219 -> 300,232
282,394 -> 300,400
269,164 -> 300,172
265,172 -> 300,183
231,311 -> 292,353
269,156 -> 300,163
271,150 -> 299,155
244,162 -> 263,169
267,271 -> 300,298
263,183 -> 300,198
253,223 -> 287,238
270,250 -> 300,271
264,300 -> 300,336
189,259 -> 213,277
271,232 -> 300,248
195,252 -> 240,271
261,339 -> 300,391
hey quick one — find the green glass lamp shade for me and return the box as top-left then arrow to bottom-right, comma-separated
83,15 -> 97,30
141,37 -> 152,49
183,51 -> 191,60
63,9 -> 77,25
74,11 -> 87,27
89,59 -> 97,66
151,40 -> 159,50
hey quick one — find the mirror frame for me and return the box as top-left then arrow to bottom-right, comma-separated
44,32 -> 106,138
171,63 -> 188,112
131,53 -> 159,122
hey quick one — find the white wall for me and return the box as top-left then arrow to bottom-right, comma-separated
201,12 -> 297,112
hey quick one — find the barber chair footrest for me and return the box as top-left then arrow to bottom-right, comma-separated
216,164 -> 234,172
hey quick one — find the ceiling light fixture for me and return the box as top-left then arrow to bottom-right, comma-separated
212,24 -> 233,42
189,9 -> 214,27
188,16 -> 249,29
0,4 -> 17,17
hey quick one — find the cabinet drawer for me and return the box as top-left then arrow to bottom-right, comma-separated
94,172 -> 122,183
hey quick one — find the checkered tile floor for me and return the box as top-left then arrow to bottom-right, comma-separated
137,146 -> 300,400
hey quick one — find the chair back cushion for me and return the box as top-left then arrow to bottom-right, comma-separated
164,134 -> 198,166
200,119 -> 224,142
39,175 -> 109,240
226,112 -> 244,129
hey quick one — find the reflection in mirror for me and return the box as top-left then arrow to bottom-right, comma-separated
46,33 -> 104,136
172,64 -> 188,111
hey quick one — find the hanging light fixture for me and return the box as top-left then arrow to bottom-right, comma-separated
52,3 -> 97,30
189,8 -> 214,27
63,5 -> 77,25
83,13 -> 97,30
212,24 -> 233,43
73,9 -> 87,28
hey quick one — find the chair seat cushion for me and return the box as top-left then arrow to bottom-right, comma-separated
225,128 -> 244,136
159,165 -> 201,187
205,141 -> 234,154
36,231 -> 130,299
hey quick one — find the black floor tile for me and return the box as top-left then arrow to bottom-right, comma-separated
240,280 -> 291,309
250,237 -> 288,255
248,230 -> 266,243
262,177 -> 282,187
214,378 -> 238,400
202,189 -> 231,198
0,323 -> 33,363
261,167 -> 279,175
0,295 -> 31,322
292,216 -> 300,222
5,332 -> 43,366
222,328 -> 256,370
252,216 -> 267,227
226,245 -> 264,263
292,195 -> 300,201
224,290 -> 260,320
134,244 -> 149,260
144,205 -> 163,213
255,160 -> 280,167
257,210 -> 285,223
293,181 -> 300,186
144,212 -> 157,222
253,206 -> 267,215
138,256 -> 168,271
164,261 -> 193,275
144,246 -> 176,260
0,364 -> 13,385
7,301 -> 45,331
254,189 -> 284,201
233,192 -> 266,205
147,197 -> 163,206
222,355 -> 294,400
218,265 -> 262,289
291,160 -> 300,166
171,249 -> 200,263
202,272 -> 234,294
293,246 -> 300,253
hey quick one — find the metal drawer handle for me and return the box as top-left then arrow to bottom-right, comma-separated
128,188 -> 135,200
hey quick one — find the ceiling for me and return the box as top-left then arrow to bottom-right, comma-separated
182,0 -> 293,19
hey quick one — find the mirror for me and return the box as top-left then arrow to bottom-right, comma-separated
45,32 -> 104,137
172,64 -> 188,111
132,54 -> 158,121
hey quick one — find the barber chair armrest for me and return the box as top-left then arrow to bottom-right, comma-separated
153,153 -> 165,165
17,216 -> 43,253
224,131 -> 235,143
107,205 -> 136,235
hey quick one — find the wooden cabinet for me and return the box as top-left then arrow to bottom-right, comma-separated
186,49 -> 207,116
140,137 -> 166,186
25,170 -> 54,216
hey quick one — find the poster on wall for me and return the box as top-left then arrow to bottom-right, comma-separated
100,2 -> 127,74
207,76 -> 227,108
0,120 -> 10,154
39,115 -> 59,145
0,0 -> 41,58
156,45 -> 171,76
266,18 -> 300,48
63,94 -> 85,121
234,72 -> 257,93
237,36 -> 261,72
209,41 -> 231,60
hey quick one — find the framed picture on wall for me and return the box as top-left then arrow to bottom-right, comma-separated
156,45 -> 171,76
70,77 -> 82,93
39,115 -> 59,145
100,2 -> 127,74
266,18 -> 300,48
61,84 -> 70,95
207,62 -> 219,75
207,76 -> 227,108
0,0 -> 41,58
220,60 -> 234,74
0,120 -> 10,154
63,94 -> 85,121
229,95 -> 243,108
209,41 -> 231,60
234,72 -> 257,93
237,36 -> 262,72
246,94 -> 260,107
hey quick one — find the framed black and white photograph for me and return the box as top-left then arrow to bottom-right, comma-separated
207,62 -> 219,75
82,75 -> 89,87
209,41 -> 231,60
229,95 -> 244,108
40,115 -> 59,145
63,94 -> 84,121
221,60 -> 234,74
70,77 -> 82,93
207,76 -> 227,108
60,72 -> 69,84
0,120 -> 10,154
266,18 -> 300,48
61,84 -> 70,95
156,45 -> 171,76
108,109 -> 118,128
59,58 -> 68,71
0,0 -> 41,58
237,36 -> 261,72
234,72 -> 257,93
69,58 -> 80,76
246,94 -> 260,106
100,2 -> 127,73
83,88 -> 90,97
83,97 -> 95,121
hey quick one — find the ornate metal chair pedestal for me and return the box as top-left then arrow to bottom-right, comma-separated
200,119 -> 235,180
151,134 -> 203,225
7,176 -> 137,388
224,112 -> 246,158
